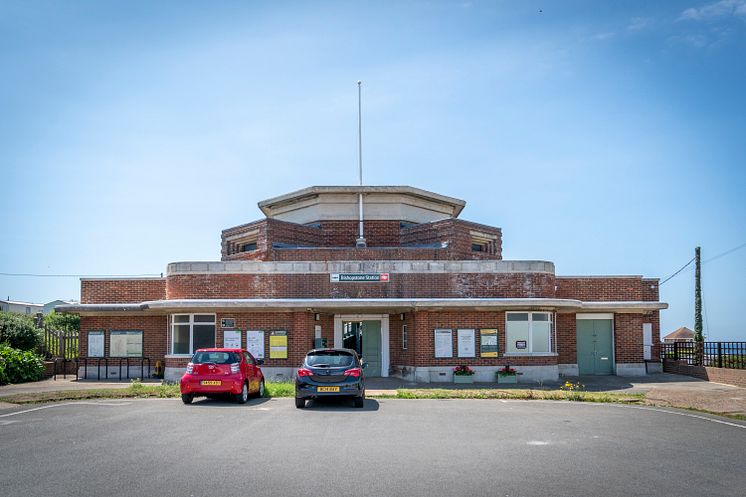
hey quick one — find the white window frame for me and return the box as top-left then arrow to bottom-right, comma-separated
504,311 -> 555,355
402,324 -> 408,350
170,313 -> 216,356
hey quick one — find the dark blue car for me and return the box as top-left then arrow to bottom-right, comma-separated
295,348 -> 366,408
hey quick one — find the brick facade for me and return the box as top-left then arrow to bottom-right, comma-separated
68,185 -> 665,382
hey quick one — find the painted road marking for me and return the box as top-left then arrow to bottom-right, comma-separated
0,401 -> 131,418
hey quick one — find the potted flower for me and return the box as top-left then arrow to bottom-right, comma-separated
496,364 -> 519,384
453,365 -> 475,384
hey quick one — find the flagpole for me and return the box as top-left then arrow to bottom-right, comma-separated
356,80 -> 366,247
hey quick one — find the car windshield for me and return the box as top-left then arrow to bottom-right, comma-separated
306,351 -> 355,368
192,351 -> 239,364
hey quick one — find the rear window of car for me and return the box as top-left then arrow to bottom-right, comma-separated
305,351 -> 355,368
192,351 -> 239,364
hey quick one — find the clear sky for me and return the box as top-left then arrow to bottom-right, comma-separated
1,1 -> 744,340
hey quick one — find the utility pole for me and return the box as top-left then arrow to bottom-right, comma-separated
694,246 -> 703,343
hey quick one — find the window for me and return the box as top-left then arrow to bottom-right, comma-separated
402,325 -> 408,350
470,230 -> 498,254
506,312 -> 553,354
25,306 -> 31,315
170,314 -> 216,355
241,242 -> 257,252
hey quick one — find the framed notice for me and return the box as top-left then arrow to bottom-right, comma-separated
457,329 -> 476,358
88,330 -> 104,358
269,330 -> 288,359
110,330 -> 143,358
480,329 -> 498,357
515,340 -> 527,350
223,329 -> 241,349
221,318 -> 236,329
246,330 -> 265,359
434,329 -> 453,358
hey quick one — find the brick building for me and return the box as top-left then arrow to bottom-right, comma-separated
60,186 -> 666,383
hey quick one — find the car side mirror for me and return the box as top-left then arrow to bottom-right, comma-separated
256,359 -> 264,366
362,362 -> 368,369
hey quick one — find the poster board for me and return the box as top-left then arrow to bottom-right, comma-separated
269,330 -> 288,359
457,329 -> 476,357
480,329 -> 498,357
88,330 -> 104,358
434,329 -> 453,358
246,330 -> 265,359
223,329 -> 241,349
110,330 -> 143,357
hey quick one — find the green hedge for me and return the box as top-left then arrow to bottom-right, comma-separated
0,311 -> 42,351
0,344 -> 44,385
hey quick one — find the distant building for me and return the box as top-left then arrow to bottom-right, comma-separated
0,299 -> 43,315
662,327 -> 695,343
43,300 -> 79,315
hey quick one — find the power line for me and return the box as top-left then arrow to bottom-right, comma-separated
659,257 -> 695,286
0,272 -> 162,278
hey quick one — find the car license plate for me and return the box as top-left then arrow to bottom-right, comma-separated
317,386 -> 340,393
201,380 -> 222,386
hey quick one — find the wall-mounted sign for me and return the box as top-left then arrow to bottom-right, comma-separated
247,330 -> 265,359
221,318 -> 236,329
88,330 -> 104,358
434,329 -> 453,358
269,330 -> 288,359
223,329 -> 241,349
110,330 -> 143,357
480,329 -> 498,357
457,329 -> 476,358
330,273 -> 390,283
515,340 -> 527,350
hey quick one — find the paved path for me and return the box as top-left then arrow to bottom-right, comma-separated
1,398 -> 744,497
2,373 -> 745,417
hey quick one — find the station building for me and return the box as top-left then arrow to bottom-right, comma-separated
60,186 -> 667,383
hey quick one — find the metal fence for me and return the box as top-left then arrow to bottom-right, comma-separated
661,341 -> 746,369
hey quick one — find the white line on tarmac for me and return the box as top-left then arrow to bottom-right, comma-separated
0,401 -> 131,418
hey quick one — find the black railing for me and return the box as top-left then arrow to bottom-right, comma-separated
78,357 -> 152,381
661,341 -> 746,369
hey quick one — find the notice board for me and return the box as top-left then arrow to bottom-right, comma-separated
110,330 -> 143,357
480,329 -> 498,357
223,329 -> 241,349
246,330 -> 265,359
88,330 -> 104,358
269,330 -> 288,359
457,329 -> 476,357
434,329 -> 453,358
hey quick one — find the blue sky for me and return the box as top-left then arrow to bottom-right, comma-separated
1,1 -> 744,340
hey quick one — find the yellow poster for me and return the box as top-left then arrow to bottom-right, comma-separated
480,329 -> 498,357
269,333 -> 288,359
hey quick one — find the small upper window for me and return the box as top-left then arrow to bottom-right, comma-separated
241,242 -> 257,252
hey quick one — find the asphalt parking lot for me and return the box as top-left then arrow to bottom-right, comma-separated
1,397 -> 745,497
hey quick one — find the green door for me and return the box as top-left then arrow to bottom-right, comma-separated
576,319 -> 614,375
361,320 -> 382,377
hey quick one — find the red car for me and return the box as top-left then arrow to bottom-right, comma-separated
180,348 -> 265,404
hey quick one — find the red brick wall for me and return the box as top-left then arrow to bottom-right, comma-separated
165,272 -> 556,299
556,313 -> 577,365
556,277 -> 644,301
79,316 -> 167,362
663,360 -> 746,388
614,313 -> 644,364
81,279 -> 166,304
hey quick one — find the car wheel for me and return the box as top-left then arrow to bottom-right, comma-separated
354,396 -> 364,408
256,379 -> 266,398
295,397 -> 306,409
181,393 -> 193,405
235,382 -> 249,404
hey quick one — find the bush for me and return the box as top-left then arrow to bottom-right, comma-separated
0,344 -> 44,384
44,311 -> 80,332
0,311 -> 42,351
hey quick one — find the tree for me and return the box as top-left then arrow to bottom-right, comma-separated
43,311 -> 80,332
0,311 -> 42,351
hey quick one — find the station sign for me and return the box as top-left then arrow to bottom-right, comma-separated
330,273 -> 390,283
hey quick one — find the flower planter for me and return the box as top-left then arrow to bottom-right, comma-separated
497,374 -> 518,384
454,375 -> 475,384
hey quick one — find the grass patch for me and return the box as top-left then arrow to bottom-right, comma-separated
265,381 -> 294,397
387,388 -> 645,404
